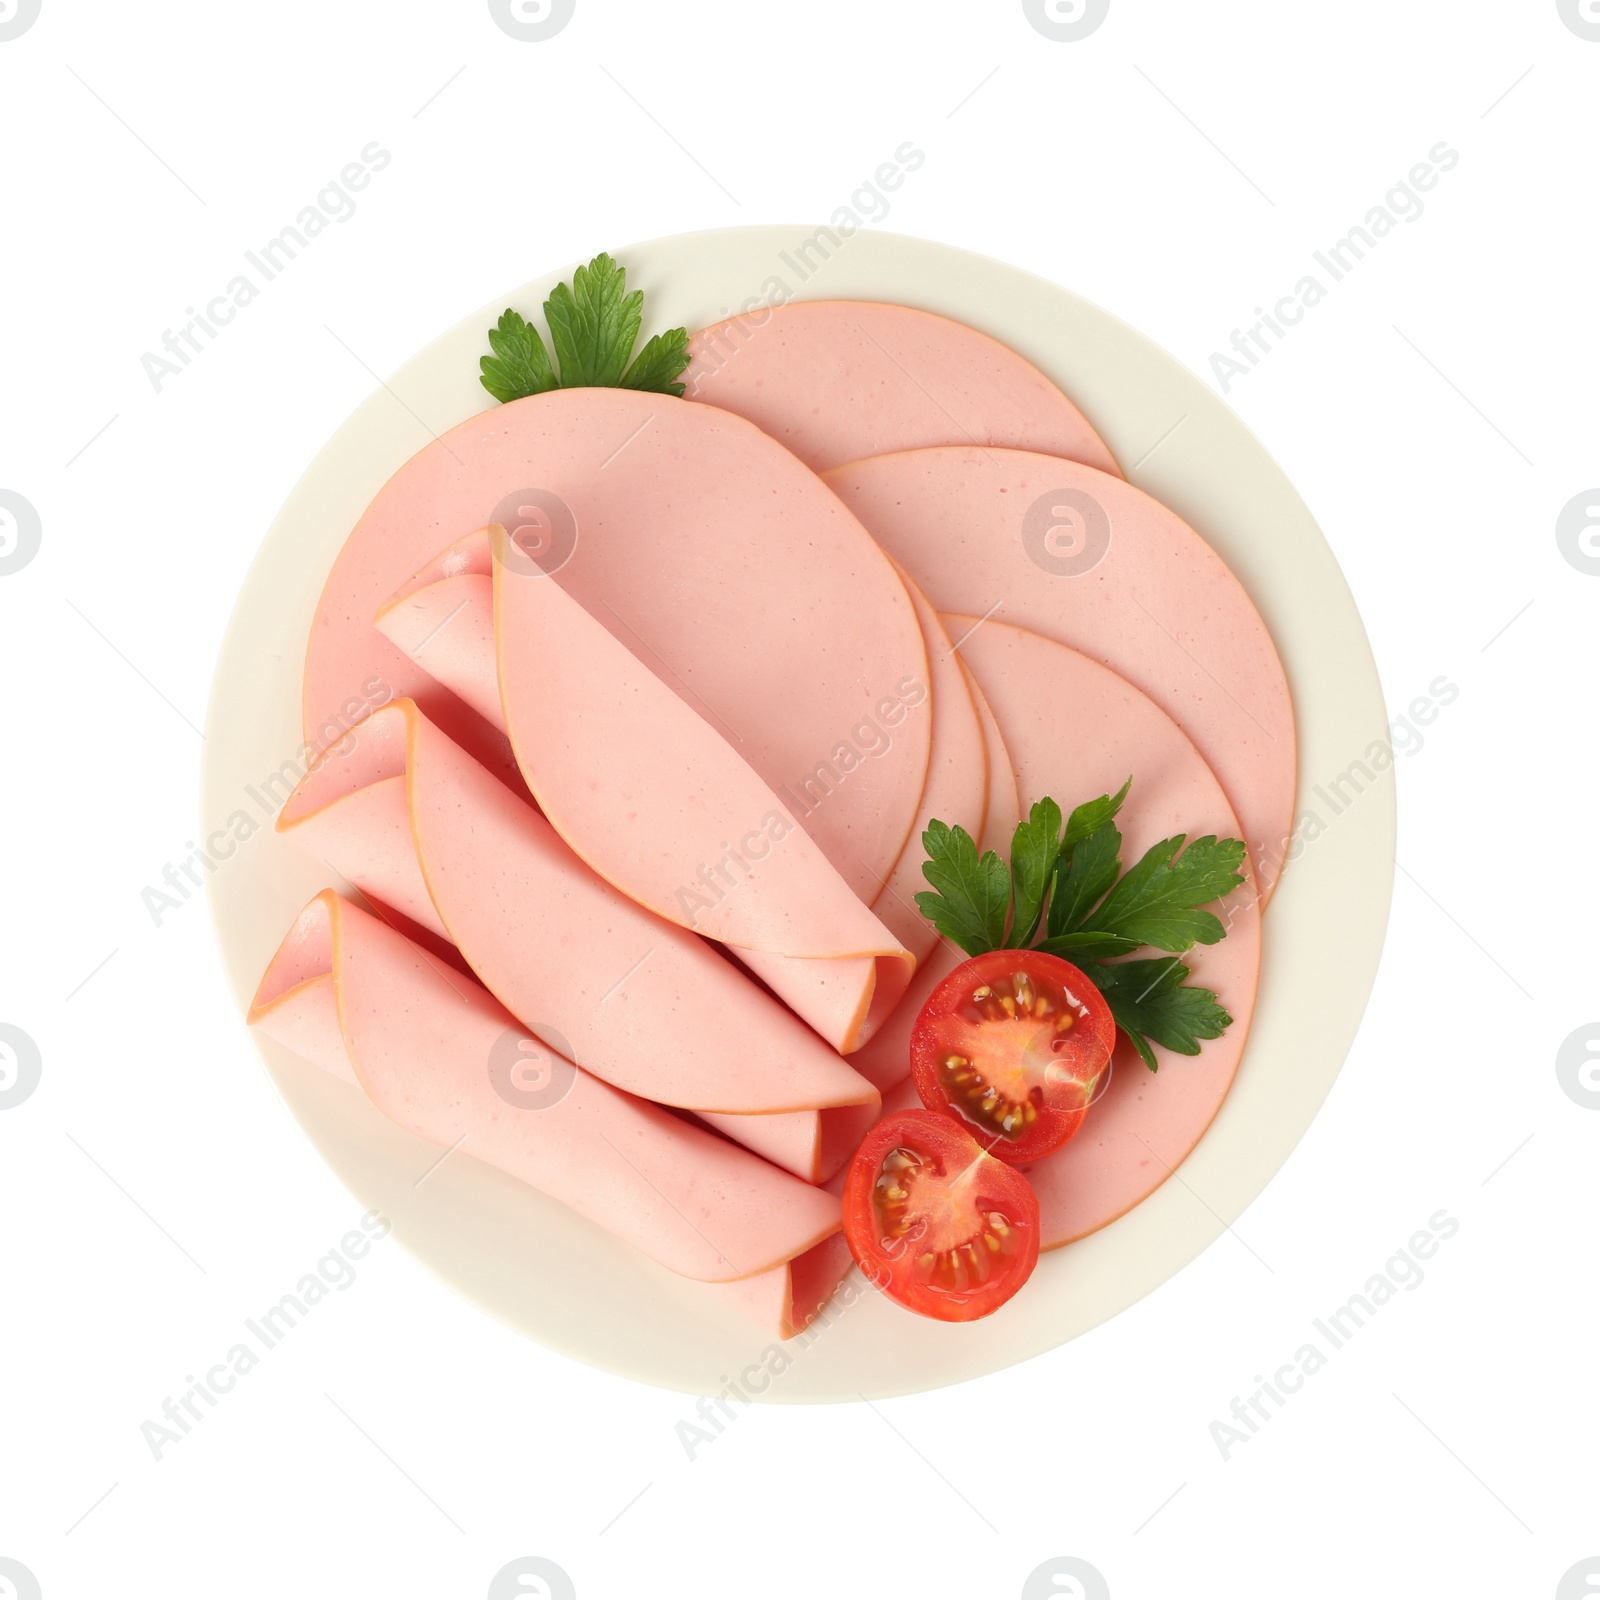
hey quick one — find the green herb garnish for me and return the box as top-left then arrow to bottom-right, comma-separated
480,252 -> 690,403
915,781 -> 1247,1070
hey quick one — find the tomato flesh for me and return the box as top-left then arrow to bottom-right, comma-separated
909,950 -> 1115,1165
843,1109 -> 1040,1321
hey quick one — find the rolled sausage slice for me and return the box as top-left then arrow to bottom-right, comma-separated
826,448 -> 1296,899
274,700 -> 880,1127
684,300 -> 1121,477
697,1099 -> 881,1187
375,528 -> 921,1053
490,528 -> 915,1051
707,1232 -> 858,1344
248,892 -> 842,1283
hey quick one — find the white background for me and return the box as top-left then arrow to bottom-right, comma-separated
1,2 -> 1596,1597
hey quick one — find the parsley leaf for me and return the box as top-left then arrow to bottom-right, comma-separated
1005,798 -> 1064,948
1061,777 -> 1131,856
1083,957 -> 1233,1070
1045,818 -> 1124,942
1007,781 -> 1132,947
915,820 -> 1011,956
620,327 -> 691,397
1038,928 -> 1142,963
478,252 -> 690,403
544,252 -> 643,388
1080,834 -> 1247,953
480,309 -> 558,403
914,779 -> 1247,1070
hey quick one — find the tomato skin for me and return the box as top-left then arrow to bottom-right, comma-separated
909,950 -> 1115,1165
843,1109 -> 1041,1322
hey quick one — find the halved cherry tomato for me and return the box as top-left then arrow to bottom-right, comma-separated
909,950 -> 1115,1165
843,1108 -> 1040,1322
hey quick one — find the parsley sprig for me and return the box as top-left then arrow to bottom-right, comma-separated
480,252 -> 691,403
915,781 -> 1247,1070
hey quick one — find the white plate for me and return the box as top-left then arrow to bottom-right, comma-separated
202,226 -> 1393,1401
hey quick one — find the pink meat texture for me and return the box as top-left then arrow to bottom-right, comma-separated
683,300 -> 1121,478
707,1230 -> 859,1343
248,892 -> 841,1284
866,567 -> 989,969
846,655 -> 1021,1095
273,702 -> 880,1178
304,387 -> 933,920
825,448 -> 1296,900
946,618 -> 1263,1250
376,526 -> 917,1054
694,1101 -> 880,1187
